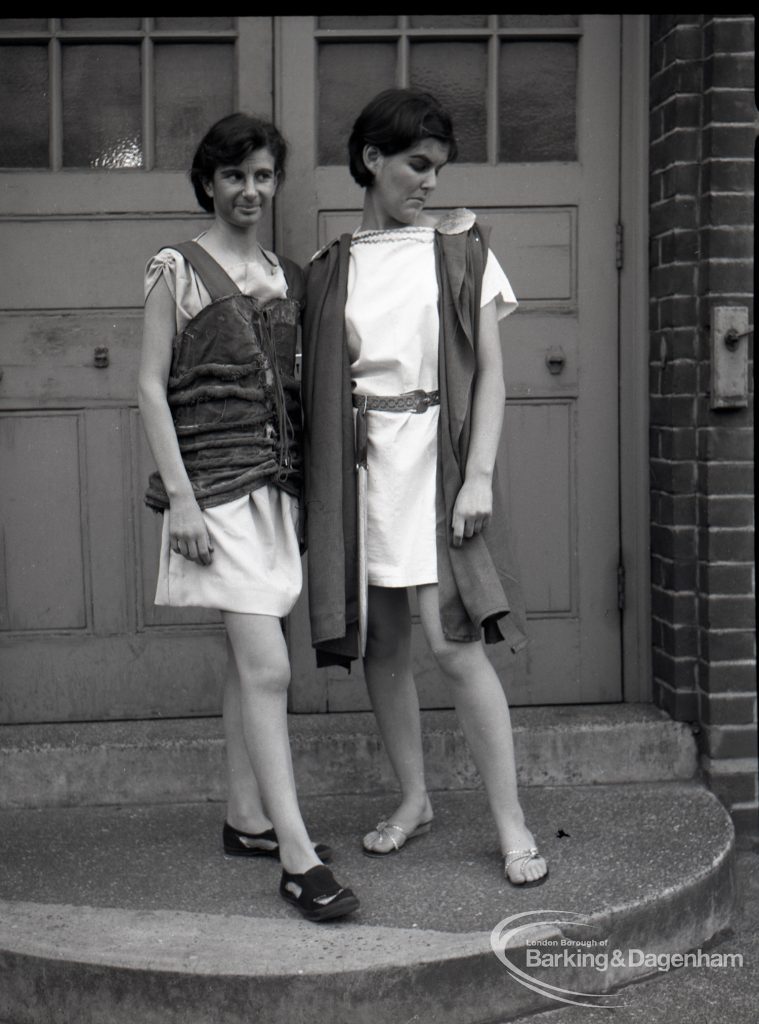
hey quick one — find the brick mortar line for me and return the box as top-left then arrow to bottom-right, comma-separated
696,627 -> 757,634
652,555 -> 755,562
698,593 -> 757,599
701,757 -> 759,769
697,660 -> 758,667
698,526 -> 755,533
697,691 -> 758,700
653,164 -> 753,177
699,257 -> 754,264
650,127 -> 710,145
702,723 -> 758,730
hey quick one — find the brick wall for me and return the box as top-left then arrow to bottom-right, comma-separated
649,14 -> 756,838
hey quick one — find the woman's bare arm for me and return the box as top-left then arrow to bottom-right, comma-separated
137,276 -> 213,564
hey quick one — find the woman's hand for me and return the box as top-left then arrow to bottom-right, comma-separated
451,473 -> 493,547
168,495 -> 214,565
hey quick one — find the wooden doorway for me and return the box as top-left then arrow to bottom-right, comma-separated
276,15 -> 624,711
0,15 -> 637,724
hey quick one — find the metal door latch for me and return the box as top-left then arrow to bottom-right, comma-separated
545,349 -> 566,375
94,346 -> 110,368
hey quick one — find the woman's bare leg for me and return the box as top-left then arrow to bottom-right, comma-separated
362,586 -> 433,848
223,634 -> 271,834
417,584 -> 546,883
222,611 -> 320,875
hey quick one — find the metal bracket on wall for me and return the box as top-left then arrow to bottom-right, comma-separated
710,306 -> 751,410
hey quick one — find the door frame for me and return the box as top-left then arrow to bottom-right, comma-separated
619,14 -> 651,702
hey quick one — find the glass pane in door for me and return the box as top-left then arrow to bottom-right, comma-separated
409,15 -> 488,28
498,41 -> 577,162
61,18 -> 142,30
62,44 -> 143,167
409,42 -> 488,162
0,45 -> 48,166
318,16 -> 398,29
154,43 -> 235,169
318,42 -> 396,165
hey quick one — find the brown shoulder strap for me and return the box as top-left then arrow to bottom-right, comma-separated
170,241 -> 241,300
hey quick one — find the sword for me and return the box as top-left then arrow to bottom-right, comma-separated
355,395 -> 369,657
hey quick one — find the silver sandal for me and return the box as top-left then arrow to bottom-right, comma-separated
362,818 -> 432,857
504,847 -> 549,887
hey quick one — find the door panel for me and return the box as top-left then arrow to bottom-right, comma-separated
0,635 -> 225,722
0,219 -> 209,310
0,413 -> 87,630
277,15 -> 622,708
317,206 -> 575,305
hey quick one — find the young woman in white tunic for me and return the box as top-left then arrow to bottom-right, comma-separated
138,114 -> 358,921
342,90 -> 547,886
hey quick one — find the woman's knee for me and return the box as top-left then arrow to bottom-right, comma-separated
224,614 -> 291,694
230,648 -> 290,694
428,635 -> 483,682
428,638 -> 464,676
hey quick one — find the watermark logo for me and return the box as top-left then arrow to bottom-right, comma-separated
490,910 -> 743,1009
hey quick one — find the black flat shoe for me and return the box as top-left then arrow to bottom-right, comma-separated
223,823 -> 333,863
280,865 -> 359,922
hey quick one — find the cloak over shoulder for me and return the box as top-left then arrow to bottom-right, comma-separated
302,219 -> 527,669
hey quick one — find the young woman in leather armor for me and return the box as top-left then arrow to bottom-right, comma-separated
138,113 -> 358,921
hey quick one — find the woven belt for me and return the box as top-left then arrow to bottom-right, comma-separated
352,389 -> 440,415
353,389 -> 439,475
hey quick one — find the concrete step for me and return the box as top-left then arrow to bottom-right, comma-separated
0,782 -> 734,1024
0,705 -> 698,808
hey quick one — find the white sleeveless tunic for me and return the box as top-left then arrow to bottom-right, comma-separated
345,225 -> 516,587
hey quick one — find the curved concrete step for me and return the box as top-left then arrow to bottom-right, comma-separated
0,705 -> 698,808
0,782 -> 734,1024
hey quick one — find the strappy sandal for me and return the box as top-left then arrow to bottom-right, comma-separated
362,818 -> 433,857
223,823 -> 332,863
504,847 -> 549,888
280,865 -> 359,922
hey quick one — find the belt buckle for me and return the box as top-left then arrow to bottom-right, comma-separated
408,389 -> 430,414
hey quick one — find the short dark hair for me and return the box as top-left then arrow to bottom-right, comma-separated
190,113 -> 288,213
348,88 -> 458,188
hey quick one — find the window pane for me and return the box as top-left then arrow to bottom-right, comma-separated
0,19 -> 49,31
154,17 -> 235,30
318,16 -> 398,29
409,15 -> 488,28
155,44 -> 234,170
0,46 -> 48,166
62,44 -> 143,168
499,15 -> 579,28
61,18 -> 142,30
409,42 -> 487,162
318,43 -> 396,165
499,41 -> 577,162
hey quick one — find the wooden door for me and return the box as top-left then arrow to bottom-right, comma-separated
277,15 -> 623,710
0,17 -> 273,723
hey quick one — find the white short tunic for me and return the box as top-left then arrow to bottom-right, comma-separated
145,237 -> 302,616
346,224 -> 517,587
